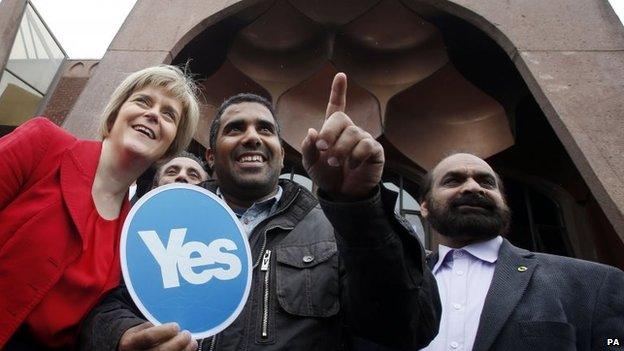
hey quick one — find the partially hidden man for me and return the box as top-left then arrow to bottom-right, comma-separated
79,73 -> 441,351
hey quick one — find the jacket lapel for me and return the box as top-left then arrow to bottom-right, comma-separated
473,239 -> 536,351
60,140 -> 102,250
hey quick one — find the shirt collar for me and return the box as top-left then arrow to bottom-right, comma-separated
432,235 -> 503,274
260,185 -> 283,207
432,245 -> 454,274
216,186 -> 283,212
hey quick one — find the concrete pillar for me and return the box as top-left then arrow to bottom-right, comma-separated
0,0 -> 27,77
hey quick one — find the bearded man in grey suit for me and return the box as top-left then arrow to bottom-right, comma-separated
420,153 -> 624,351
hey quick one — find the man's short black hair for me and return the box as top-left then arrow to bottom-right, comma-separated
419,151 -> 505,202
209,93 -> 280,150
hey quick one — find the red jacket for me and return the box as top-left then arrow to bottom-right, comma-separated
0,118 -> 128,348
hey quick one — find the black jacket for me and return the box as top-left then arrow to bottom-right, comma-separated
79,180 -> 440,351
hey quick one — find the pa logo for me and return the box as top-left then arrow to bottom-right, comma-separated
120,184 -> 251,339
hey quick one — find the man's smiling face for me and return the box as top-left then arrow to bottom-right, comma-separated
207,102 -> 284,202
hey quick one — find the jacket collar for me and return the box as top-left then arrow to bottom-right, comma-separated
60,139 -> 102,250
472,239 -> 536,351
200,178 -> 316,229
216,185 -> 283,217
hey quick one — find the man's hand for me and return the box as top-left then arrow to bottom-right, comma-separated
301,73 -> 384,200
118,322 -> 198,351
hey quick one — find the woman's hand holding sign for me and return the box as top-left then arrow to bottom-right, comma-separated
301,73 -> 384,200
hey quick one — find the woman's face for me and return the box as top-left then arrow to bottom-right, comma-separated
108,86 -> 182,162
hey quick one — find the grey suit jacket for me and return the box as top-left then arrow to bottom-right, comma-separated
427,239 -> 624,351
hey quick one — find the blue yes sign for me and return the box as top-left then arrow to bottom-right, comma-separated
121,184 -> 251,339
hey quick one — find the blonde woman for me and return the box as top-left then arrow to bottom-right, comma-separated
0,65 -> 200,349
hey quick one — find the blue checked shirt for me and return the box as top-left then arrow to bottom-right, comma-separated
216,186 -> 283,236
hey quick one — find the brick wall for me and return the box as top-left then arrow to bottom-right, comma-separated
42,60 -> 98,126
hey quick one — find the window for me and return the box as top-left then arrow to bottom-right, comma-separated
0,70 -> 43,126
0,2 -> 66,129
384,178 -> 427,247
503,178 -> 571,256
280,167 -> 428,247
279,169 -> 313,192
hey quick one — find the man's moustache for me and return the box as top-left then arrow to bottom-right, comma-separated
450,193 -> 495,210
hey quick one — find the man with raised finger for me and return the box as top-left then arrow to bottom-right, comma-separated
80,74 -> 440,351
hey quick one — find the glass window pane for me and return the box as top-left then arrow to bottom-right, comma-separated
383,182 -> 421,212
6,3 -> 65,93
405,213 -> 427,246
383,182 -> 426,245
0,70 -> 43,126
384,182 -> 400,193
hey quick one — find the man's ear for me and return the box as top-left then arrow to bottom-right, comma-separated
205,148 -> 215,177
205,148 -> 215,166
420,200 -> 429,218
279,146 -> 285,169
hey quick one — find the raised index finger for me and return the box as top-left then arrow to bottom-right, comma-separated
325,72 -> 347,119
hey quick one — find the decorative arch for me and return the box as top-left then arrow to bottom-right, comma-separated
62,0 -> 624,248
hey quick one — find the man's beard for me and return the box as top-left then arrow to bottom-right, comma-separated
229,170 -> 280,199
426,192 -> 511,241
216,166 -> 280,202
214,144 -> 281,202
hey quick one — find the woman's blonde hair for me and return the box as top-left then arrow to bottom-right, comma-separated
99,65 -> 200,159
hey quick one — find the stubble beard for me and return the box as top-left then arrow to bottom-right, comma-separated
231,170 -> 280,200
216,160 -> 281,203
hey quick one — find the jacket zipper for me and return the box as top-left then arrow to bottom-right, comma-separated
252,224 -> 293,269
260,249 -> 273,339
197,336 -> 212,351
251,188 -> 300,269
201,188 -> 300,347
250,191 -> 299,340
198,335 -> 216,351
209,335 -> 216,351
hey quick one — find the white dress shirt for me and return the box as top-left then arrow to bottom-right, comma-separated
422,236 -> 503,351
